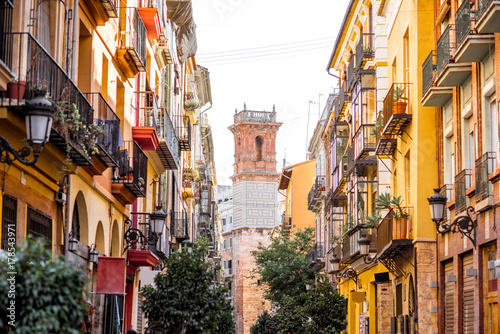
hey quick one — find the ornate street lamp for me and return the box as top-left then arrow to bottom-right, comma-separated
330,253 -> 340,273
427,188 -> 477,247
149,206 -> 166,236
0,89 -> 54,166
358,237 -> 377,264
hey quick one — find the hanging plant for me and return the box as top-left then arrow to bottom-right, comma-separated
184,98 -> 201,112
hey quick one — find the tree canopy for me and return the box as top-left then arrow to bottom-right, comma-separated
250,228 -> 347,334
0,238 -> 88,333
141,237 -> 235,334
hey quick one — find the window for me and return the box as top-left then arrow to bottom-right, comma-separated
255,136 -> 264,161
27,207 -> 52,249
489,98 -> 499,168
222,217 -> 227,226
229,216 -> 233,225
403,29 -> 409,83
1,195 -> 17,251
228,259 -> 232,275
229,238 -> 233,248
405,151 -> 411,206
223,239 -> 227,250
484,244 -> 498,334
228,282 -> 232,298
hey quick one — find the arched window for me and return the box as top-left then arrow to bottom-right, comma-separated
255,136 -> 264,161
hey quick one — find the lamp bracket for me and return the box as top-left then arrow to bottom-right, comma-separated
362,254 -> 377,265
338,267 -> 358,285
123,227 -> 158,253
436,206 -> 476,247
0,136 -> 40,166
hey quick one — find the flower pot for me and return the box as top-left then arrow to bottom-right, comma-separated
393,218 -> 407,239
393,101 -> 407,114
7,81 -> 27,99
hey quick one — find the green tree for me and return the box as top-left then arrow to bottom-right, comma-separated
250,227 -> 316,305
0,238 -> 88,333
250,228 -> 347,334
141,238 -> 235,334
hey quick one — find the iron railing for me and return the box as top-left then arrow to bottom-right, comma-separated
0,0 -> 13,68
84,93 -> 121,166
353,124 -> 376,159
307,176 -> 326,209
479,0 -> 494,18
347,57 -> 355,91
112,140 -> 148,197
440,184 -> 453,222
436,25 -> 455,75
356,32 -> 375,69
307,242 -> 325,267
119,7 -> 147,71
342,229 -> 359,261
422,51 -> 437,96
234,110 -> 276,123
455,169 -> 472,213
159,110 -> 179,169
475,152 -> 495,202
177,116 -> 192,151
382,82 -> 411,129
376,210 -> 411,255
456,0 -> 473,47
136,91 -> 160,133
170,211 -> 189,240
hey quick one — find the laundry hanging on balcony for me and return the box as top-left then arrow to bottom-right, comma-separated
167,0 -> 197,63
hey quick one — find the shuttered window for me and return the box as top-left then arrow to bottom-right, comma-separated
137,294 -> 143,333
26,207 -> 52,248
444,260 -> 454,333
462,253 -> 474,333
1,195 -> 17,250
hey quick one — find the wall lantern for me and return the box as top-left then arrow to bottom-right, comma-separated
89,243 -> 99,264
149,206 -> 166,236
68,235 -> 78,252
427,188 -> 477,247
358,237 -> 377,264
330,253 -> 340,272
0,89 -> 54,166
181,239 -> 194,253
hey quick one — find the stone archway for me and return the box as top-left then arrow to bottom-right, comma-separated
95,221 -> 106,255
73,191 -> 89,245
110,220 -> 121,257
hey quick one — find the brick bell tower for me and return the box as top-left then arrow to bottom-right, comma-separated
228,104 -> 281,334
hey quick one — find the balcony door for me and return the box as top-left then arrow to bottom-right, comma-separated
484,243 -> 498,334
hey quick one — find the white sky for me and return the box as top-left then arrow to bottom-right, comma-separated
191,0 -> 350,185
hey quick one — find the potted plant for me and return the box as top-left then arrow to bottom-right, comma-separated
184,98 -> 200,112
363,44 -> 374,57
370,113 -> 384,137
375,192 -> 410,239
393,86 -> 408,114
7,77 -> 27,99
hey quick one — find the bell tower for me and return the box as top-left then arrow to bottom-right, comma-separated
228,105 -> 281,334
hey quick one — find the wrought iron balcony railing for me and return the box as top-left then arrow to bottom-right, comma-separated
307,242 -> 325,269
112,140 -> 148,197
353,124 -> 376,160
84,93 -> 121,167
456,0 -> 474,48
170,210 -> 189,240
118,7 -> 147,72
381,82 -> 412,136
307,176 -> 326,210
0,1 -> 13,67
422,51 -> 437,96
479,0 -> 495,17
455,169 -> 472,213
436,25 -> 456,75
0,33 -> 95,165
177,116 -> 192,151
347,57 -> 355,91
475,152 -> 495,202
355,33 -> 375,69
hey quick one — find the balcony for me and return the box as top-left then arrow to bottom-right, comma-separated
84,93 -> 121,168
308,176 -> 326,211
381,83 -> 412,136
177,116 -> 192,151
307,242 -> 325,272
347,57 -> 355,92
137,0 -> 163,39
421,51 -> 453,107
353,124 -> 376,160
375,127 -> 397,157
0,33 -> 95,165
132,91 -> 160,151
325,188 -> 347,209
112,141 -> 147,204
376,210 -> 412,269
0,0 -> 13,87
116,7 -> 147,78
435,25 -> 472,87
455,169 -> 472,213
171,211 -> 189,241
477,0 -> 500,33
334,154 -> 348,193
83,0 -> 118,26
441,184 -> 453,222
182,167 -> 194,199
342,228 -> 376,264
454,0 -> 495,63
124,225 -> 160,267
356,33 -> 375,69
156,109 -> 179,170
336,82 -> 350,121
475,152 -> 495,208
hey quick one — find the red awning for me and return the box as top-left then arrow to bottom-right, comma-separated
96,257 -> 126,295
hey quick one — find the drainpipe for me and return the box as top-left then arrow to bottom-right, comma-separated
70,0 -> 79,80
64,175 -> 71,257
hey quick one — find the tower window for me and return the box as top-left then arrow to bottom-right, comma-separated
255,136 -> 264,161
